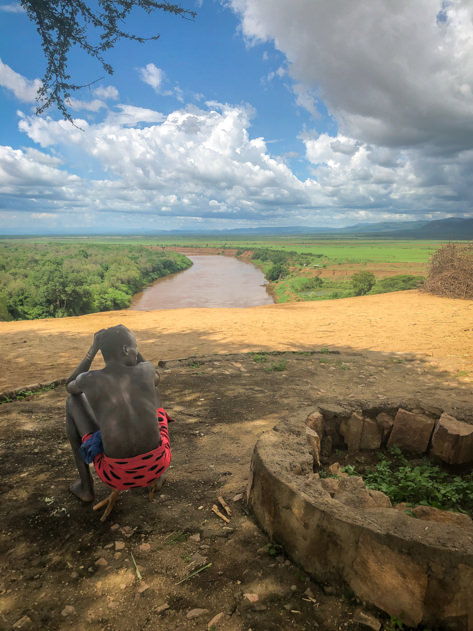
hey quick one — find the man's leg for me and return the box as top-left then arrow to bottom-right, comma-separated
66,393 -> 99,502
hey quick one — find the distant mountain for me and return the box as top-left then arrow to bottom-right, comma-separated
372,218 -> 473,240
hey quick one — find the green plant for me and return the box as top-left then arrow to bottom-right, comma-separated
351,271 -> 376,295
264,360 -> 286,372
253,352 -> 268,363
352,446 -> 473,516
267,542 -> 283,557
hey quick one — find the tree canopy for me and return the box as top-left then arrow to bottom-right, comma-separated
21,0 -> 195,120
0,242 -> 191,320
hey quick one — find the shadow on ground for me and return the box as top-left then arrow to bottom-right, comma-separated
1,348 -> 472,630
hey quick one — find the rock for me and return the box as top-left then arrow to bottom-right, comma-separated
399,504 -> 473,531
322,584 -> 336,595
430,413 -> 473,464
95,557 -> 108,567
340,412 -> 364,452
349,534 -> 427,627
13,615 -> 33,629
137,582 -> 150,594
156,602 -> 170,614
333,476 -> 377,509
189,552 -> 208,569
306,410 -> 324,471
207,612 -> 224,629
189,533 -> 201,543
139,542 -> 151,552
360,417 -> 382,450
244,593 -> 259,603
328,462 -> 342,476
61,605 -> 76,617
187,608 -> 209,619
367,489 -> 392,508
320,477 -> 340,497
387,409 -> 436,453
115,541 -> 126,551
376,412 -> 394,444
353,608 -> 381,631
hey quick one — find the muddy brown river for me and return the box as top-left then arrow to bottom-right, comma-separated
130,254 -> 274,309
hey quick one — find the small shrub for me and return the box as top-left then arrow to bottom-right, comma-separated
300,277 -> 323,291
370,275 -> 425,294
267,263 -> 289,281
351,271 -> 376,296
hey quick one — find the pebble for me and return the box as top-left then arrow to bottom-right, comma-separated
137,582 -> 150,594
110,524 -> 120,531
244,593 -> 259,603
187,608 -> 209,619
114,552 -> 122,560
208,612 -> 224,628
323,584 -> 336,595
95,558 -> 108,567
189,533 -> 201,543
156,602 -> 170,614
140,542 -> 151,552
290,584 -> 297,592
61,605 -> 76,617
114,541 -> 126,551
232,493 -> 244,502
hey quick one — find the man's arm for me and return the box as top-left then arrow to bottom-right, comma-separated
66,330 -> 104,393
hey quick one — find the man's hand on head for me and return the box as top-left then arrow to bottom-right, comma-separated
93,329 -> 107,353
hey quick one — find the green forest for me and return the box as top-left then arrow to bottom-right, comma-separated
0,242 -> 191,321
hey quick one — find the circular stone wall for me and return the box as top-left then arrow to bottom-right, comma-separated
247,400 -> 473,629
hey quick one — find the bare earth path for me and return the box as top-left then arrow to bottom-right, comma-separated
1,291 -> 473,631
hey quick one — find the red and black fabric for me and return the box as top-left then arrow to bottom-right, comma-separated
81,408 -> 172,490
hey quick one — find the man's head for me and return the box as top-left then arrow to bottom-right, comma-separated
100,325 -> 138,365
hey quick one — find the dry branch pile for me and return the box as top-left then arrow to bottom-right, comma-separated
425,242 -> 473,299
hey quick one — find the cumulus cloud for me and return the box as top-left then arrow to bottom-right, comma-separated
0,58 -> 41,103
15,102 -> 324,223
139,63 -> 164,92
229,0 -> 473,153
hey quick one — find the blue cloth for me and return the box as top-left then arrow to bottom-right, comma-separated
80,431 -> 104,464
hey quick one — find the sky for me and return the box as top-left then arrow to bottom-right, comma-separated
1,0 -> 473,234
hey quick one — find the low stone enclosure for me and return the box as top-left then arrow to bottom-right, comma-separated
248,400 -> 473,630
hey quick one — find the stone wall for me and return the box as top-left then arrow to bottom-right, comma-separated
247,402 -> 473,629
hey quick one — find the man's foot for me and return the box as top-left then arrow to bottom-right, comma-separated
69,479 -> 94,502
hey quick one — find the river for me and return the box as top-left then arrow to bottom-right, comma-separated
130,254 -> 274,310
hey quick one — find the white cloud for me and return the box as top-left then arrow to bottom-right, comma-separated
0,58 -> 41,103
0,3 -> 25,13
93,85 -> 119,100
139,63 -> 164,92
229,0 -> 473,153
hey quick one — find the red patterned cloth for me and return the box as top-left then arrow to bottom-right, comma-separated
81,408 -> 172,490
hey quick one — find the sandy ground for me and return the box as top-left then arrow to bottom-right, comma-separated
1,290 -> 472,392
1,291 -> 473,631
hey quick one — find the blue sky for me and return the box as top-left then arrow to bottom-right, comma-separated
1,0 -> 473,234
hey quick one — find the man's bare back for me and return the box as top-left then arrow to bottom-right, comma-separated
65,325 -> 170,502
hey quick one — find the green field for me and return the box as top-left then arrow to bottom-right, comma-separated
8,235 -> 443,263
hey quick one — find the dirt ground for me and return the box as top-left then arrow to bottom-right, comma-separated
1,292 -> 473,631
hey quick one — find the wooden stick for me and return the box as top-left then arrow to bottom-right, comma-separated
212,504 -> 230,524
217,495 -> 232,517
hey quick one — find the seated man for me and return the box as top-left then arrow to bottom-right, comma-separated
65,324 -> 171,502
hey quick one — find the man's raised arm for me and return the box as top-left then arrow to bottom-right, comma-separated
66,330 -> 104,392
